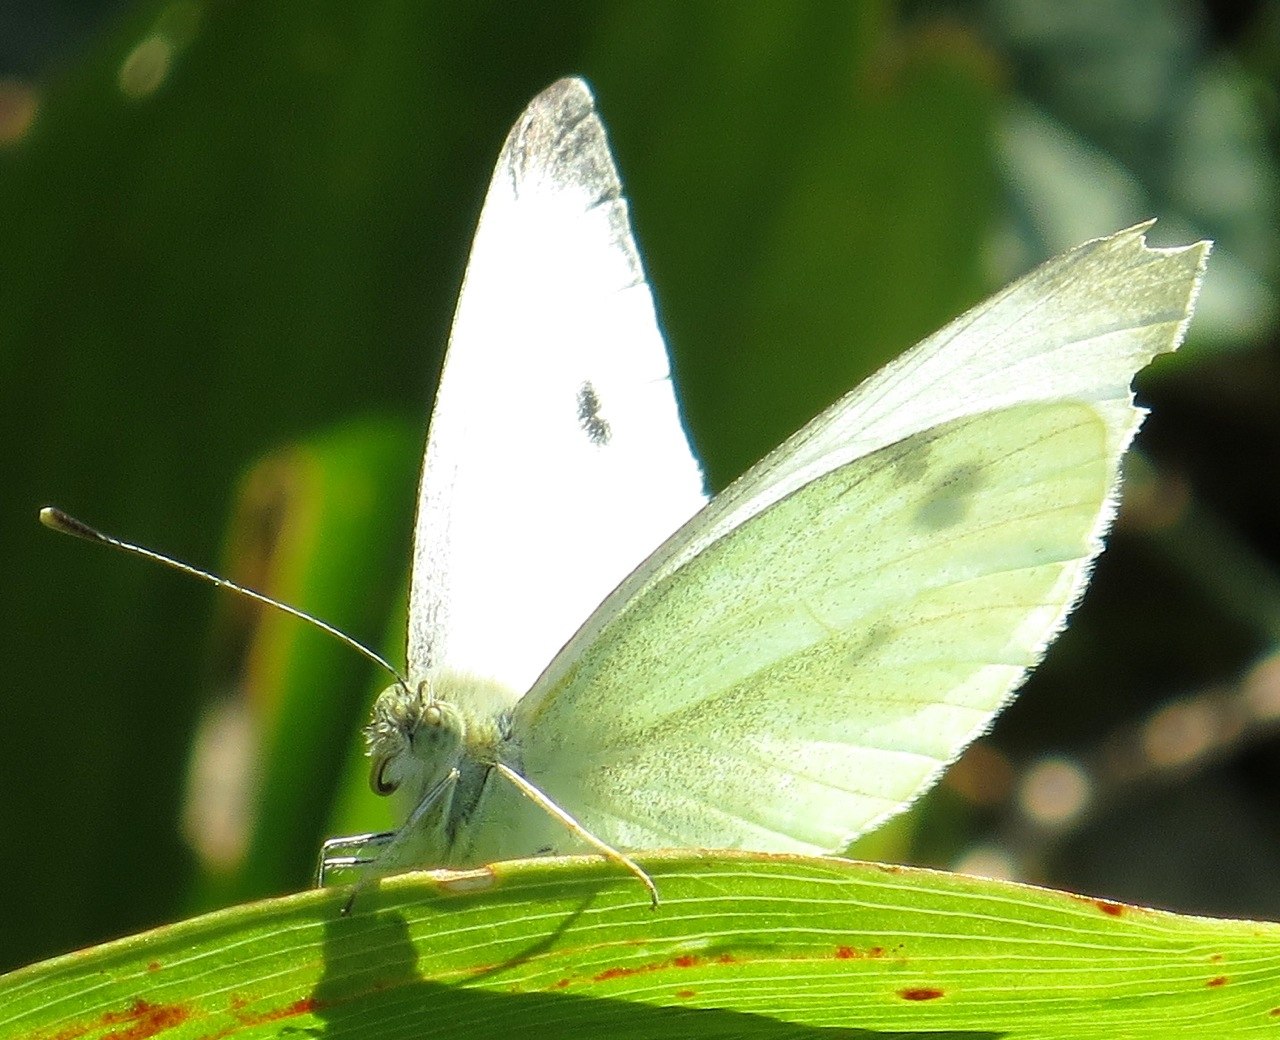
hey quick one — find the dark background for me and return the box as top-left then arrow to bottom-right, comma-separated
3,0 -> 1278,974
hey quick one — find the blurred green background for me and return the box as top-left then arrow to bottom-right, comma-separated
3,0 -> 1278,974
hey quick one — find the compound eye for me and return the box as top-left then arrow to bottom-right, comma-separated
370,756 -> 399,796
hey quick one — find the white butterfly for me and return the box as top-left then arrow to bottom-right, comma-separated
321,77 -> 1210,907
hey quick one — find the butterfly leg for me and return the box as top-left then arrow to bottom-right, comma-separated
492,762 -> 659,909
316,831 -> 395,887
338,767 -> 460,915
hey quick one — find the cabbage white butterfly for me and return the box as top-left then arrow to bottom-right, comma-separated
312,78 -> 1210,908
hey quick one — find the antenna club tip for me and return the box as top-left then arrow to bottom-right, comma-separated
39,507 -> 100,542
39,506 -> 65,529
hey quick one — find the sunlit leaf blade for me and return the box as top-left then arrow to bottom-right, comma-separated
4,854 -> 1278,1040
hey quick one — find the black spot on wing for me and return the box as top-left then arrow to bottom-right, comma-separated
577,381 -> 612,445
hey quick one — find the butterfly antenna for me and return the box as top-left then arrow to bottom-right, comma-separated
40,506 -> 408,688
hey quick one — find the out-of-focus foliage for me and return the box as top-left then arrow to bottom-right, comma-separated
2,0 -> 1277,984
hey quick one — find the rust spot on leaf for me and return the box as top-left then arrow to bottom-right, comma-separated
834,945 -> 886,960
675,989 -> 695,999
1206,976 -> 1228,988
285,998 -> 319,1018
146,962 -> 161,973
594,965 -> 642,982
231,997 -> 321,1025
1095,900 -> 1124,916
100,1000 -> 190,1040
1210,952 -> 1224,962
593,951 -> 732,984
899,987 -> 944,1001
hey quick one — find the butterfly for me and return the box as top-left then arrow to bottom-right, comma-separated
318,77 -> 1210,909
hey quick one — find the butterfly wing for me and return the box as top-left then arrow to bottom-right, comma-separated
611,223 -> 1209,589
511,227 -> 1209,853
407,79 -> 707,696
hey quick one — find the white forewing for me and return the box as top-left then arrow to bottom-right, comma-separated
407,79 -> 707,695
511,227 -> 1209,854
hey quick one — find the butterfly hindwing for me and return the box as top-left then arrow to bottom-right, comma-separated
513,402 -> 1110,850
512,224 -> 1208,856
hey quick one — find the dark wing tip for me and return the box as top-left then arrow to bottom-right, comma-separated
499,77 -> 620,207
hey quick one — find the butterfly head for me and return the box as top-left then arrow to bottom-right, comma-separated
364,680 -> 466,798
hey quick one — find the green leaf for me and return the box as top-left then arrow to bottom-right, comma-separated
5,854 -> 1277,1039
